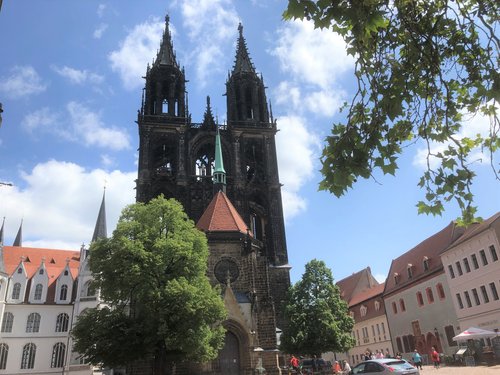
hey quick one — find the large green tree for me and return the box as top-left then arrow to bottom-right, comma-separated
72,196 -> 226,373
284,0 -> 499,224
280,259 -> 355,356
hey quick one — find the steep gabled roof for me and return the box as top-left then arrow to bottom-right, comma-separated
384,221 -> 465,296
196,191 -> 250,235
3,246 -> 80,284
336,267 -> 378,304
444,212 -> 500,251
349,282 -> 385,307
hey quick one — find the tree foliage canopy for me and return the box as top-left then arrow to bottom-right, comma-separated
280,259 -> 355,356
72,196 -> 227,369
284,0 -> 499,224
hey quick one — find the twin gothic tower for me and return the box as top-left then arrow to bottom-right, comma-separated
135,16 -> 290,374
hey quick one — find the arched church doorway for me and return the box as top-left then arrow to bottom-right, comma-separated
219,331 -> 240,375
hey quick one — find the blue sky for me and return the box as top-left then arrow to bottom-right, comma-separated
0,0 -> 498,284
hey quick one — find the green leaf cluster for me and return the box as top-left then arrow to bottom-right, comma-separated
72,196 -> 227,368
280,259 -> 355,356
285,0 -> 499,225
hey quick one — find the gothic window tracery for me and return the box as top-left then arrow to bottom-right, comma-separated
153,141 -> 176,177
194,143 -> 215,181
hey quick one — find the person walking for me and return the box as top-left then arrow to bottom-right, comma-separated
342,360 -> 351,374
290,355 -> 299,373
333,360 -> 341,374
431,346 -> 440,369
412,349 -> 423,370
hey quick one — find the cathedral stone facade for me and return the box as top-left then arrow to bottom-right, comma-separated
134,16 -> 291,375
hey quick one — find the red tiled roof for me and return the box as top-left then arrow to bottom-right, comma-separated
3,246 -> 80,286
445,212 -> 500,250
337,267 -> 378,304
196,191 -> 251,235
349,282 -> 385,307
384,221 -> 465,295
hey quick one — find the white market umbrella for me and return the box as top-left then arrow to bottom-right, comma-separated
452,327 -> 499,341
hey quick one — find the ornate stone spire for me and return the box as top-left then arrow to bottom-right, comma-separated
202,96 -> 216,129
213,126 -> 226,192
232,23 -> 255,74
91,189 -> 107,242
154,14 -> 178,67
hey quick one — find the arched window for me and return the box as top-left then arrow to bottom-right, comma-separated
21,343 -> 36,369
396,337 -> 403,353
392,301 -> 398,314
399,298 -> 406,312
26,313 -> 41,333
426,287 -> 435,303
59,285 -> 68,301
423,256 -> 430,271
1,312 -> 14,333
360,305 -> 367,317
162,99 -> 168,114
12,283 -> 21,299
416,292 -> 424,306
436,283 -> 446,299
51,343 -> 65,368
82,281 -> 95,297
55,313 -> 69,333
34,284 -> 43,300
403,335 -> 410,352
0,343 -> 8,370
39,269 -> 44,275
17,268 -> 22,274
374,300 -> 380,311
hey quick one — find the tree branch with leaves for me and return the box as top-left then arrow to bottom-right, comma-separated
284,0 -> 499,224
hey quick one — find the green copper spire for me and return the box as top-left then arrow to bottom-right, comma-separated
213,126 -> 226,192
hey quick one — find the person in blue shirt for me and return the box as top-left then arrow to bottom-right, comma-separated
412,349 -> 423,370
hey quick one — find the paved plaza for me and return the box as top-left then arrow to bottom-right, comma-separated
417,364 -> 500,374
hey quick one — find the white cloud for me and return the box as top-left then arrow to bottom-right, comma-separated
109,18 -> 164,90
66,102 -> 130,150
0,160 -> 136,249
97,4 -> 106,18
180,0 -> 239,86
276,115 -> 320,220
272,20 -> 353,89
412,110 -> 497,170
0,66 -> 47,99
22,102 -> 131,151
52,65 -> 104,85
94,23 -> 108,39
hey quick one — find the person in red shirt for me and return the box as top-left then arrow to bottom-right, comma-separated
431,346 -> 440,369
290,355 -> 299,372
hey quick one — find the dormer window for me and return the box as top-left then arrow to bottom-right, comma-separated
39,269 -> 44,275
423,256 -> 430,271
374,300 -> 380,311
34,284 -> 43,300
360,305 -> 367,317
394,272 -> 400,284
407,264 -> 413,279
349,311 -> 355,318
60,285 -> 68,301
64,270 -> 69,276
17,268 -> 22,274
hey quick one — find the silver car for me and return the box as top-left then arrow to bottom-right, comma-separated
350,358 -> 419,375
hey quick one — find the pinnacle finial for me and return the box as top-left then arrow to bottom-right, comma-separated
238,22 -> 243,36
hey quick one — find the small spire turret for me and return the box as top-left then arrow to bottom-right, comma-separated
91,188 -> 107,242
13,219 -> 22,247
232,23 -> 255,74
155,14 -> 178,67
213,126 -> 226,193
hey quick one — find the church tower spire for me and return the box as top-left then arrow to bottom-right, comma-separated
154,15 -> 179,68
13,219 -> 22,246
91,188 -> 107,242
226,23 -> 270,127
213,126 -> 226,193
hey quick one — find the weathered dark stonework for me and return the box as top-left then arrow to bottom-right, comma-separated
134,16 -> 290,375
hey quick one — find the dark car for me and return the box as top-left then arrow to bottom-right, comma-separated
300,358 -> 332,374
350,358 -> 419,375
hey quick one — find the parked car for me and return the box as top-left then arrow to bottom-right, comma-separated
350,358 -> 419,375
300,358 -> 333,374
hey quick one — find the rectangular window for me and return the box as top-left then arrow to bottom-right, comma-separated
456,261 -> 463,276
372,325 -> 376,336
456,293 -> 464,309
490,282 -> 499,300
381,323 -> 386,334
471,254 -> 479,269
464,291 -> 472,307
463,258 -> 471,273
490,245 -> 498,262
448,264 -> 455,278
480,249 -> 488,266
472,288 -> 481,305
445,325 -> 457,347
480,285 -> 489,303
376,324 -> 380,335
